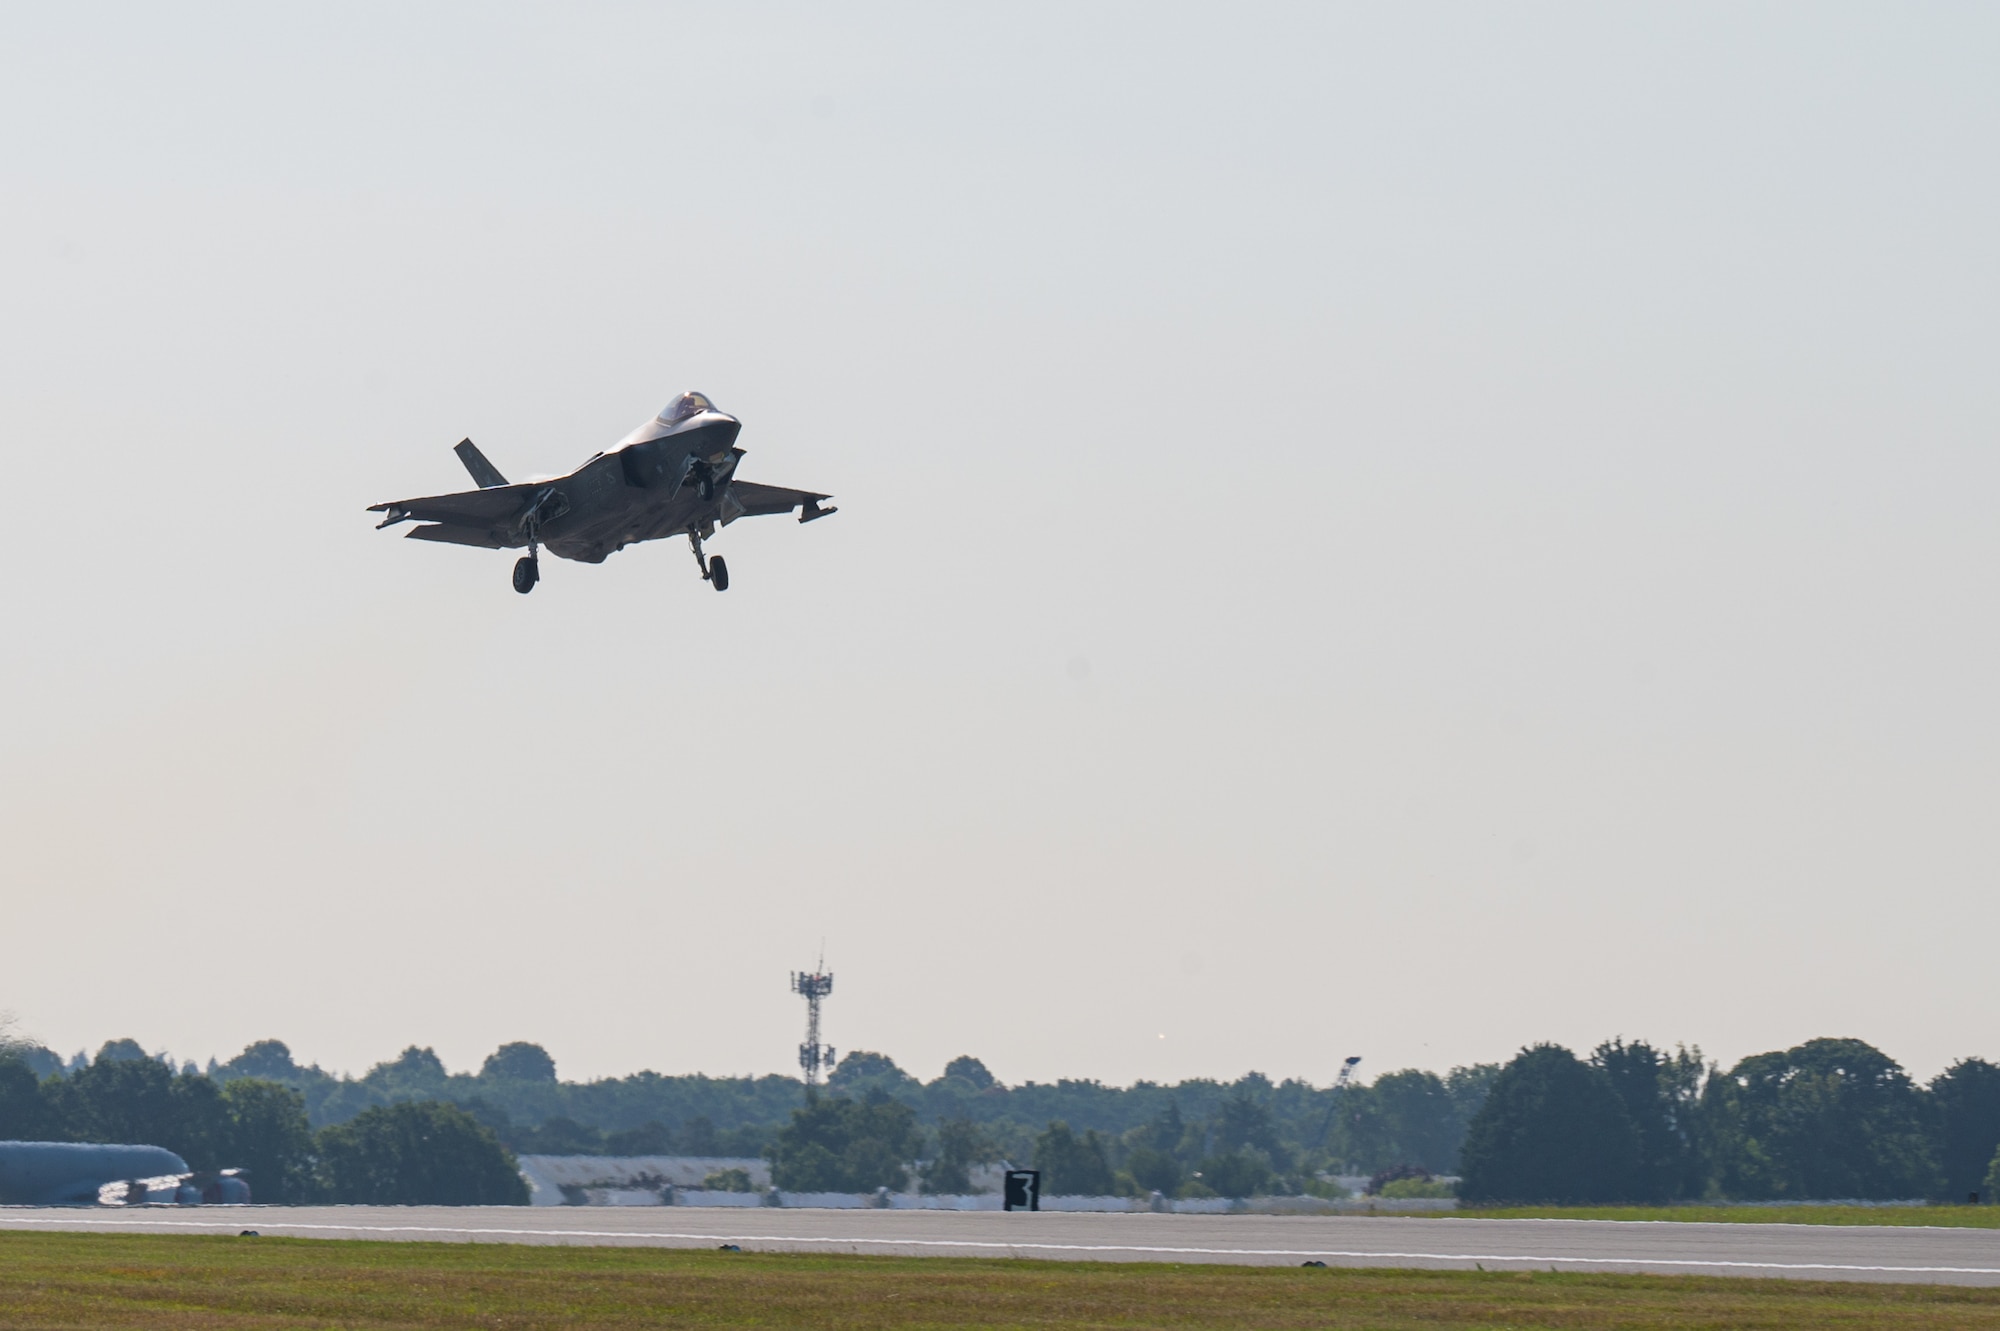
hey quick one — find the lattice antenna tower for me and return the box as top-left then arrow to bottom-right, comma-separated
1315,1055 -> 1363,1151
791,952 -> 836,1086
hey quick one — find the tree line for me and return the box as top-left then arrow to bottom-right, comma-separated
15,1032 -> 1996,1204
770,1039 -> 2000,1202
12,1036 -> 1500,1179
0,1046 -> 525,1204
1459,1037 -> 2000,1204
765,1054 -> 1496,1198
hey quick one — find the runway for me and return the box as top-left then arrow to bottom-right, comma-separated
7,1205 -> 2000,1285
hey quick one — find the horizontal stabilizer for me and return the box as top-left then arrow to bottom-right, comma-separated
368,480 -> 539,528
454,438 -> 509,489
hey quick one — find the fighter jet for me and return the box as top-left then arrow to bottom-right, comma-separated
368,391 -> 835,593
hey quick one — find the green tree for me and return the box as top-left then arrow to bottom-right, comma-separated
604,1121 -> 673,1155
49,1055 -> 229,1169
1032,1120 -> 1115,1196
1121,1102 -> 1189,1194
1458,1044 -> 1643,1204
766,1094 -> 920,1192
1125,1146 -> 1183,1195
316,1100 -> 528,1205
1444,1065 -> 1502,1152
220,1079 -> 316,1202
826,1052 -> 916,1100
1933,1059 -> 2000,1202
369,1046 -> 449,1087
0,1055 -> 56,1140
1195,1150 -> 1272,1199
1706,1038 -> 1937,1201
941,1056 -> 996,1091
920,1117 -> 995,1194
678,1115 -> 721,1154
94,1038 -> 150,1064
1213,1090 -> 1289,1170
515,1116 -> 604,1155
481,1043 -> 557,1083
10,1046 -> 62,1079
217,1040 -> 301,1082
1126,1102 -> 1188,1158
1591,1039 -> 1706,1202
1339,1070 -> 1465,1174
1980,1143 -> 2000,1207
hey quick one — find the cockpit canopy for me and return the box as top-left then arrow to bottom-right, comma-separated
658,391 -> 715,425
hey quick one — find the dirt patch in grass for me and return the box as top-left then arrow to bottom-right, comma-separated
4,1230 -> 2000,1329
1456,1205 -> 2000,1228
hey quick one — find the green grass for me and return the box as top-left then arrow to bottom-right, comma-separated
1456,1204 -> 2000,1228
4,1231 -> 2000,1329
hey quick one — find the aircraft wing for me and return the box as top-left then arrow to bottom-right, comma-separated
723,480 -> 835,522
97,1169 -> 250,1206
367,481 -> 542,533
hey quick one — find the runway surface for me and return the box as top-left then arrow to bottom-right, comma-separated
6,1205 -> 2000,1285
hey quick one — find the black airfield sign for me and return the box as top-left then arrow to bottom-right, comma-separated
1003,1170 -> 1041,1212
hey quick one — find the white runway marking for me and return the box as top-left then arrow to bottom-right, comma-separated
4,1212 -> 1999,1278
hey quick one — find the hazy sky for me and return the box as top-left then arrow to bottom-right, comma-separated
3,4 -> 1996,1089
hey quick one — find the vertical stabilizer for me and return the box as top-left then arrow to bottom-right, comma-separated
453,438 -> 509,489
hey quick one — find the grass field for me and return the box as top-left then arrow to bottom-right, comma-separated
1457,1205 -> 2000,1228
6,1232 -> 2000,1329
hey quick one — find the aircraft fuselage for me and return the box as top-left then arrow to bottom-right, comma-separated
538,409 -> 744,564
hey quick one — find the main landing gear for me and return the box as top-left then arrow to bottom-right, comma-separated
689,530 -> 729,592
514,522 -> 542,594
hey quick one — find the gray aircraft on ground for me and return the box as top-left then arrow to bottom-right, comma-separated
0,1141 -> 250,1205
368,391 -> 835,594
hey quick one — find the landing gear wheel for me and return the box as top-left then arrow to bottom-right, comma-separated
698,475 -> 716,502
688,529 -> 728,590
512,557 -> 540,594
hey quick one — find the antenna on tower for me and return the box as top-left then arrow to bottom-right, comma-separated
1315,1055 -> 1363,1151
791,949 -> 835,1086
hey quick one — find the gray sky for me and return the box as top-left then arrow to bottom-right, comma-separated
3,3 -> 1996,1088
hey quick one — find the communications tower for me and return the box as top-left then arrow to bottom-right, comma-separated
791,958 -> 836,1086
1315,1055 -> 1363,1150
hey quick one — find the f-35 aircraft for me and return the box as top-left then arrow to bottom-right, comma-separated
368,391 -> 835,593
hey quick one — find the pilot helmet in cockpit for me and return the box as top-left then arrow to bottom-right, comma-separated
659,391 -> 714,424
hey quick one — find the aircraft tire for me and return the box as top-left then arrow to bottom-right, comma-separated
512,557 -> 539,595
709,556 -> 729,592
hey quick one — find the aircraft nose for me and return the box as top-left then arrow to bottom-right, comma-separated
684,413 -> 740,461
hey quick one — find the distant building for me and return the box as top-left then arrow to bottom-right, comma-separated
515,1155 -> 1017,1207
516,1155 -> 770,1207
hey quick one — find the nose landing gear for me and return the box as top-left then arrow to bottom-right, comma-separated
679,458 -> 717,502
689,529 -> 730,592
